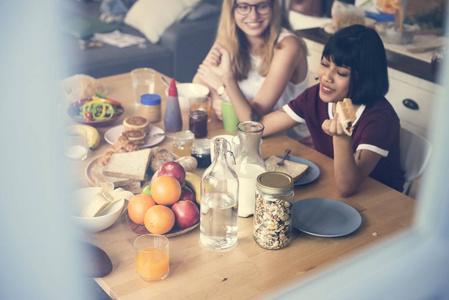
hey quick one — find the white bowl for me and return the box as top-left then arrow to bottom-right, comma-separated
71,187 -> 125,233
166,83 -> 209,111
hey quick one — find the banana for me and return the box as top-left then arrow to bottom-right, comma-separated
185,172 -> 201,205
68,124 -> 101,150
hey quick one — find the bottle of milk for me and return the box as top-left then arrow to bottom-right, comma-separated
235,121 -> 266,217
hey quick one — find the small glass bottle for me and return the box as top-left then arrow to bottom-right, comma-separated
235,121 -> 266,217
191,139 -> 211,168
172,130 -> 194,157
139,93 -> 161,123
254,172 -> 294,250
200,138 -> 239,251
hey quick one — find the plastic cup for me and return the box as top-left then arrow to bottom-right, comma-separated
134,234 -> 169,281
221,99 -> 239,132
131,68 -> 155,107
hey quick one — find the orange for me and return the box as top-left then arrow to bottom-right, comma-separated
151,175 -> 182,205
128,194 -> 156,225
144,205 -> 175,234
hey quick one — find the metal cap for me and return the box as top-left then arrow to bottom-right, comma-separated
256,172 -> 293,195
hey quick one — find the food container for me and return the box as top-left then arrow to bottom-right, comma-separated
139,93 -> 161,123
191,139 -> 211,168
172,130 -> 195,157
253,172 -> 294,250
331,1 -> 365,32
374,22 -> 419,45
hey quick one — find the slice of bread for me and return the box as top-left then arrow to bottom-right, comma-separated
103,148 -> 151,180
265,156 -> 309,181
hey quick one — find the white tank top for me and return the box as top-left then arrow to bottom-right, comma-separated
237,28 -> 310,139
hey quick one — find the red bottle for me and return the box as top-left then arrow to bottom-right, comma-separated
164,78 -> 183,133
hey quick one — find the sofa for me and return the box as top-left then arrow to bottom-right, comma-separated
63,0 -> 221,83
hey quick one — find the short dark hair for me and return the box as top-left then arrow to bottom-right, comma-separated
322,25 -> 389,106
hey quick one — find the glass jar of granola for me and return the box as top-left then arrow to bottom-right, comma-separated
254,172 -> 294,250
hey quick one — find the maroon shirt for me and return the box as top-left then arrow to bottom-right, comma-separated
284,84 -> 405,192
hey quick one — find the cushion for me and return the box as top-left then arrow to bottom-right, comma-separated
181,2 -> 221,22
124,0 -> 201,44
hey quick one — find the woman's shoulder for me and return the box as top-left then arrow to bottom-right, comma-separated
276,28 -> 306,54
278,28 -> 297,40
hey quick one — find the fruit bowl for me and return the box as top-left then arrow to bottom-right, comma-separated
71,187 -> 125,233
67,97 -> 125,126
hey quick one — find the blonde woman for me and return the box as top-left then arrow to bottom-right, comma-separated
193,0 -> 309,140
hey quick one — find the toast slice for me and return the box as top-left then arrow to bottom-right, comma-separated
265,156 -> 309,181
103,148 -> 151,181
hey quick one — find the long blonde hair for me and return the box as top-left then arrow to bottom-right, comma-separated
216,0 -> 293,81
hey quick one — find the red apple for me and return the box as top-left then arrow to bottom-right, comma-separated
180,186 -> 196,203
171,200 -> 199,229
158,161 -> 186,184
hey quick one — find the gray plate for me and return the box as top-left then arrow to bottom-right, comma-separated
292,198 -> 362,237
274,155 -> 320,186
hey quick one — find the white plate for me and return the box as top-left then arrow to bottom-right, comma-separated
292,198 -> 362,237
275,156 -> 320,186
104,124 -> 165,148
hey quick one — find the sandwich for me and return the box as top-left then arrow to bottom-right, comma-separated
264,156 -> 309,181
336,98 -> 356,136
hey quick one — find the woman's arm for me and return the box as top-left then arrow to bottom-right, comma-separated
198,36 -> 307,122
250,36 -> 306,115
322,114 -> 381,197
193,43 -> 225,119
216,38 -> 306,121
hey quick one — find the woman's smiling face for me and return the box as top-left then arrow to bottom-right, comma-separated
233,0 -> 273,38
317,56 -> 352,103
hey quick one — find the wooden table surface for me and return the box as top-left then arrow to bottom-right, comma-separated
69,72 -> 416,300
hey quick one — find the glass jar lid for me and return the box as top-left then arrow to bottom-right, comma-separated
174,130 -> 195,143
192,139 -> 211,154
256,172 -> 293,195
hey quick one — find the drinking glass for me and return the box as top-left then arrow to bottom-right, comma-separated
131,68 -> 155,107
64,127 -> 88,160
134,234 -> 169,281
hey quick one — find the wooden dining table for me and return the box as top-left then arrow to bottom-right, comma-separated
69,71 -> 416,300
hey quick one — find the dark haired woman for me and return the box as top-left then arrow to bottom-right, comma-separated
211,24 -> 405,196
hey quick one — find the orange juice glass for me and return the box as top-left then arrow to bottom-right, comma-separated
134,234 -> 169,281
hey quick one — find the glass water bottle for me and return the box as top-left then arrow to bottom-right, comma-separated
235,121 -> 266,217
200,138 -> 239,251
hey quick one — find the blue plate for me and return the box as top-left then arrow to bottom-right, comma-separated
292,198 -> 362,237
274,155 -> 320,186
